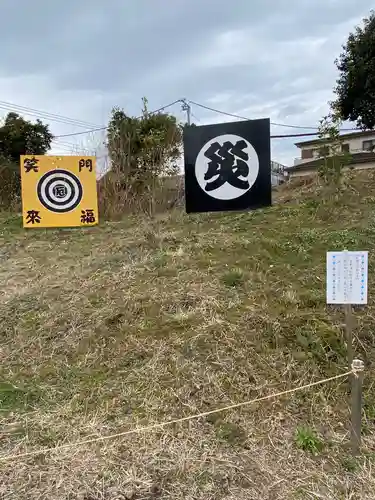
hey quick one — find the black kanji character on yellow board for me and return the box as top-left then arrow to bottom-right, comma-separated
23,157 -> 39,173
203,140 -> 249,191
81,209 -> 96,223
26,210 -> 41,224
53,184 -> 68,198
79,159 -> 93,172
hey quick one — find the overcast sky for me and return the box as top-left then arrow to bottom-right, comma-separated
0,0 -> 373,170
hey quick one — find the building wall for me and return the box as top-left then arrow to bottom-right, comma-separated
343,135 -> 375,151
271,171 -> 285,185
271,160 -> 287,186
288,161 -> 375,178
295,133 -> 375,166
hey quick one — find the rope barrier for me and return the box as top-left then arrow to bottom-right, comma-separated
0,368 -> 354,463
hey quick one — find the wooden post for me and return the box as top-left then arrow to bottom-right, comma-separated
343,249 -> 354,372
350,359 -> 364,456
342,252 -> 363,455
344,304 -> 354,369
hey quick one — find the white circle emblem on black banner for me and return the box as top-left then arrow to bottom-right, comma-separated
195,134 -> 259,200
37,170 -> 83,213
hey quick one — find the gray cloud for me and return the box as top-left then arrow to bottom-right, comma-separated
0,0 -> 373,164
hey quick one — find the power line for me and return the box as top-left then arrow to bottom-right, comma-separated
54,100 -> 183,138
52,140 -> 83,148
191,112 -> 201,123
187,100 -> 319,130
0,100 -> 100,127
51,135 -> 107,153
271,131 -> 320,139
0,104 -> 103,130
51,140 -> 96,154
54,125 -> 108,138
0,100 -> 101,129
1,95 -> 359,141
187,99 -> 359,133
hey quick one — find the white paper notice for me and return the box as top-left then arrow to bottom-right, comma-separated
326,251 -> 368,305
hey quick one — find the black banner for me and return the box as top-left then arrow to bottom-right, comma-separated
183,119 -> 271,213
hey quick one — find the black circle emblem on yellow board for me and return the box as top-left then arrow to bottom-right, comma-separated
37,170 -> 83,213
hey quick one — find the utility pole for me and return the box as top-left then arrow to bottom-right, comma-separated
181,99 -> 191,126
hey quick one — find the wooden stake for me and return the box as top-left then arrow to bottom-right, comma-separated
351,359 -> 364,456
344,303 -> 354,369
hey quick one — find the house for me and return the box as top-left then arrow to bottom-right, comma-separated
285,130 -> 375,178
271,160 -> 288,186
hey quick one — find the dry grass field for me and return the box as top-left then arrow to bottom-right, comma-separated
0,172 -> 374,499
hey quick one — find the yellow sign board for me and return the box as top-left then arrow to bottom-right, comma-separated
20,155 -> 99,228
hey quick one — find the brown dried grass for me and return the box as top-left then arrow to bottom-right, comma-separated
0,171 -> 374,499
